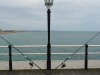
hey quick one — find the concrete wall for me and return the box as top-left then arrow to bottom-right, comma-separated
0,69 -> 100,75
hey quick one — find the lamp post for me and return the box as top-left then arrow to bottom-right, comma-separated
44,0 -> 54,70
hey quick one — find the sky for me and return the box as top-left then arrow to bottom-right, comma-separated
0,0 -> 100,31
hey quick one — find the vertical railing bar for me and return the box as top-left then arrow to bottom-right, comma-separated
85,44 -> 88,70
8,45 -> 12,71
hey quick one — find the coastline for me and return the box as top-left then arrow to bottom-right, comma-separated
0,31 -> 16,35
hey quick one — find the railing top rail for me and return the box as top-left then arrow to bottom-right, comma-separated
0,52 -> 100,55
0,45 -> 100,48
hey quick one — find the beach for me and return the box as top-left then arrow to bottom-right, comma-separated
0,60 -> 100,70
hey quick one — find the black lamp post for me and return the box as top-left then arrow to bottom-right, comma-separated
44,0 -> 54,70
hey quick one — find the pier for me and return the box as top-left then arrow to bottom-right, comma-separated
0,45 -> 100,75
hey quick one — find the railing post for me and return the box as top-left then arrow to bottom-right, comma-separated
85,44 -> 88,70
8,45 -> 12,71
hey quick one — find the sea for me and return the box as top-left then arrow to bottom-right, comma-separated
0,31 -> 100,61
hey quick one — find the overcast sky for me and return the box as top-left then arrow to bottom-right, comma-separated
0,0 -> 100,31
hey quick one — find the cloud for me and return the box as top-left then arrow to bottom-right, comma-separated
0,0 -> 43,8
0,0 -> 100,31
51,0 -> 100,31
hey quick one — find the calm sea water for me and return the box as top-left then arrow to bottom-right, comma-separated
0,31 -> 100,61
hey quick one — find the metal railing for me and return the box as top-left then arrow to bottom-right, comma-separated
0,45 -> 100,70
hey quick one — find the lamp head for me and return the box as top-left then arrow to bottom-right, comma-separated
44,0 -> 54,9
